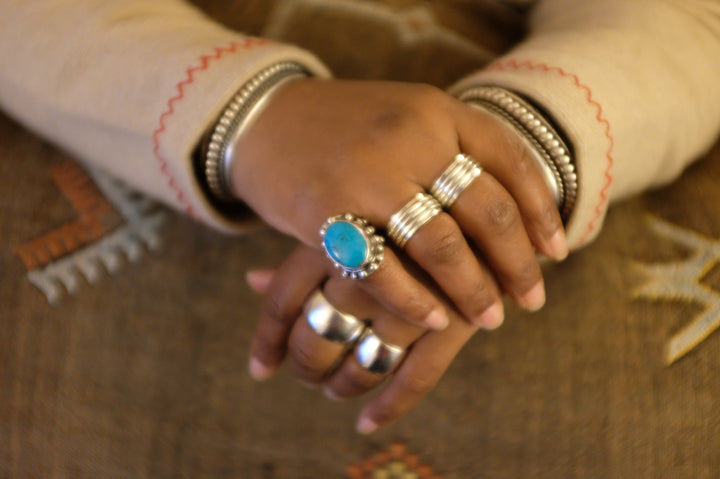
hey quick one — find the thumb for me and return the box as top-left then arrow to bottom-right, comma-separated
245,268 -> 277,294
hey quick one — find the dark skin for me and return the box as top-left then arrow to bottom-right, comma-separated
246,245 -> 482,434
230,78 -> 568,334
229,78 -> 569,432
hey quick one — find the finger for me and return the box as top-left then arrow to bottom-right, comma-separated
248,246 -> 328,381
448,169 -> 546,312
455,102 -> 568,261
355,318 -> 479,434
402,211 -> 505,328
286,305 -> 357,386
319,277 -> 425,400
355,247 -> 450,331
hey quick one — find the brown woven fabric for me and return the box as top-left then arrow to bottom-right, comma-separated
1,1 -> 719,478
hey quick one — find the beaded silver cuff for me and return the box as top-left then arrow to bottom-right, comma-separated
456,86 -> 577,222
204,61 -> 309,202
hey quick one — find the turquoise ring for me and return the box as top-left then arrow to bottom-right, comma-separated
320,214 -> 385,280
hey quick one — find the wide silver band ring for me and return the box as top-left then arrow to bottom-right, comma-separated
430,153 -> 483,208
387,193 -> 443,248
355,328 -> 406,375
304,290 -> 366,344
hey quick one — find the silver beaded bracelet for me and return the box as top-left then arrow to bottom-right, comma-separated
456,86 -> 577,222
203,61 -> 309,202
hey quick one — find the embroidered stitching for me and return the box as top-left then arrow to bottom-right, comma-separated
633,216 -> 720,365
486,59 -> 615,247
346,442 -> 443,479
14,161 -> 123,270
15,160 -> 166,304
152,38 -> 270,221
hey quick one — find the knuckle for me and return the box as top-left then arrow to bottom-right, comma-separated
509,138 -> 535,176
369,103 -> 413,134
495,122 -> 533,175
252,334 -> 283,363
399,292 -> 434,325
484,198 -> 519,235
427,229 -> 465,265
397,369 -> 438,396
262,293 -> 288,325
512,257 -> 541,290
464,280 -> 497,314
288,341 -> 327,379
537,201 -> 563,236
409,82 -> 444,102
374,279 -> 432,325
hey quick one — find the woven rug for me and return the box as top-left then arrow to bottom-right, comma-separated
1,1 -> 719,478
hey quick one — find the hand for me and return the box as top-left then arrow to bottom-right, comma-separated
246,245 -> 484,433
232,79 -> 567,329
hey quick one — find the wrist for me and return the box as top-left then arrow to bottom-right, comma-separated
197,61 -> 311,206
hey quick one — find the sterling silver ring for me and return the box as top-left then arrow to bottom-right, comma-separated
354,328 -> 405,375
387,193 -> 442,248
304,290 -> 366,344
430,153 -> 483,208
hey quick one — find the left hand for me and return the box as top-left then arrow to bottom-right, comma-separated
246,245 -> 482,433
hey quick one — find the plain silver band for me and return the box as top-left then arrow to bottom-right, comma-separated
430,154 -> 483,208
387,193 -> 442,248
355,328 -> 405,375
304,290 -> 366,344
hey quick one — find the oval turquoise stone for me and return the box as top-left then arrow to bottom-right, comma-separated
323,221 -> 369,269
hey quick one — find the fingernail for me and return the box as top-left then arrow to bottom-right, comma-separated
473,302 -> 504,330
323,386 -> 341,401
248,357 -> 275,381
356,416 -> 379,435
549,229 -> 569,261
519,281 -> 546,312
245,269 -> 275,294
424,308 -> 449,330
298,379 -> 320,390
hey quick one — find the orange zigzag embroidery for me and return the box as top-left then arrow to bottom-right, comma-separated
152,38 -> 270,220
486,59 -> 615,247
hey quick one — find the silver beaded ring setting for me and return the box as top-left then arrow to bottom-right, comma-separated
320,213 -> 385,280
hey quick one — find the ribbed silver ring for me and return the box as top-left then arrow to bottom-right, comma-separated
354,328 -> 405,375
430,154 -> 483,208
387,193 -> 443,248
304,290 -> 366,344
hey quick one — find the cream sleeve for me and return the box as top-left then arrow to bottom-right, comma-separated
0,0 -> 331,232
451,0 -> 720,249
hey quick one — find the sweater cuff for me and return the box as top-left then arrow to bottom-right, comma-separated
154,41 -> 332,234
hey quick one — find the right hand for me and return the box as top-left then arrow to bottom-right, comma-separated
230,78 -> 567,330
